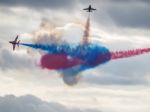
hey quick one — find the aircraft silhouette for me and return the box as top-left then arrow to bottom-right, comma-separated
83,5 -> 96,12
9,35 -> 20,51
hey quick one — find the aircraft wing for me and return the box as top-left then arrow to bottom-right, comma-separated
91,8 -> 96,10
83,8 -> 89,10
13,44 -> 15,50
14,35 -> 18,42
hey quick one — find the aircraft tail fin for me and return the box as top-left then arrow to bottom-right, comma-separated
17,40 -> 20,47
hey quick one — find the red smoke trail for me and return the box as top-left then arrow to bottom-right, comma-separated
111,48 -> 150,60
40,54 -> 84,69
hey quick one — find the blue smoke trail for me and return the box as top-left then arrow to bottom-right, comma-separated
21,43 -> 111,64
21,43 -> 111,85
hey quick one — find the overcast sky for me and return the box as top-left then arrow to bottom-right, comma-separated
0,0 -> 150,112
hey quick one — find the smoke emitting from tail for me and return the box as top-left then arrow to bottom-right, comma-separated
82,16 -> 90,44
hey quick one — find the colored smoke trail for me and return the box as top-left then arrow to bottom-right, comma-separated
20,42 -> 111,85
21,41 -> 150,86
19,17 -> 150,86
21,42 -> 150,71
20,42 -> 111,69
111,48 -> 150,60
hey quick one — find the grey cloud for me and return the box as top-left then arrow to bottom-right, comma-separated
139,0 -> 150,3
0,42 -> 3,48
0,95 -> 101,112
102,1 -> 150,29
0,0 -> 77,10
83,74 -> 144,85
109,0 -> 150,3
106,5 -> 150,29
83,54 -> 150,85
0,48 -> 35,71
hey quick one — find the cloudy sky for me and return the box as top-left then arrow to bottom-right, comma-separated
0,0 -> 150,112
